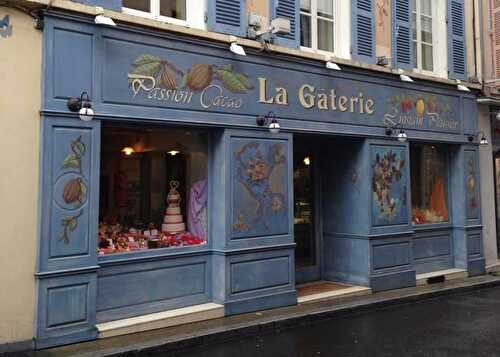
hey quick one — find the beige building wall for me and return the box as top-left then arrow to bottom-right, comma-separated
375,0 -> 391,60
478,105 -> 499,268
0,7 -> 41,348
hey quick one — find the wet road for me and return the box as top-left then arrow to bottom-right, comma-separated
176,286 -> 500,357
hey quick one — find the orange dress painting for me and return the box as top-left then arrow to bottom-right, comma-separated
430,176 -> 448,221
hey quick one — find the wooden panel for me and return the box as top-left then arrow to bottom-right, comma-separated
413,233 -> 452,260
230,137 -> 290,239
97,262 -> 207,311
464,149 -> 480,220
53,28 -> 93,99
372,242 -> 411,270
230,256 -> 290,294
467,233 -> 482,256
47,284 -> 88,327
38,117 -> 100,272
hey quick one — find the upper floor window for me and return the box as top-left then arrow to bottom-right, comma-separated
411,0 -> 433,72
300,0 -> 334,52
123,0 -> 204,28
410,0 -> 447,77
299,0 -> 350,58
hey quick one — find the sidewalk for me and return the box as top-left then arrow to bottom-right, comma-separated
11,274 -> 500,357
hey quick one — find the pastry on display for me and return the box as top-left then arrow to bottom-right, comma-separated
162,180 -> 186,233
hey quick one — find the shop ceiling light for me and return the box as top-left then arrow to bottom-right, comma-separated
167,150 -> 180,156
67,91 -> 94,121
256,111 -> 280,134
303,156 -> 311,166
95,7 -> 116,26
121,146 -> 135,155
229,36 -> 246,56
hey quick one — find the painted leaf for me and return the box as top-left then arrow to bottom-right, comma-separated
80,181 -> 87,202
68,217 -> 78,231
72,140 -> 86,157
133,54 -> 161,67
61,154 -> 80,169
234,73 -> 253,90
180,73 -> 188,88
216,69 -> 248,93
128,61 -> 162,84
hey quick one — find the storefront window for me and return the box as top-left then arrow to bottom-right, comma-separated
410,144 -> 449,225
98,123 -> 208,255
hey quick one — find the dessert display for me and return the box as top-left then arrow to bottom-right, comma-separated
98,179 -> 206,256
162,180 -> 186,233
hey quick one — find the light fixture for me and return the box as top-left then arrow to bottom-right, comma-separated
467,131 -> 488,145
385,125 -> 408,142
456,80 -> 470,92
397,69 -> 413,83
303,156 -> 311,166
121,146 -> 135,156
95,7 -> 116,26
167,150 -> 180,156
67,91 -> 94,121
256,111 -> 280,134
229,35 -> 246,56
324,55 -> 341,71
397,129 -> 408,142
496,111 -> 500,121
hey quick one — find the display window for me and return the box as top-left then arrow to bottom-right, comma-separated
410,143 -> 449,225
98,123 -> 208,255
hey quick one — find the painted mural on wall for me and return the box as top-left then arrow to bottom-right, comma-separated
371,146 -> 408,226
88,35 -> 465,134
465,150 -> 479,219
384,93 -> 458,132
54,136 -> 87,245
231,138 -> 289,238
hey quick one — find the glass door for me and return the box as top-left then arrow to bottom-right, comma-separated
294,139 -> 320,283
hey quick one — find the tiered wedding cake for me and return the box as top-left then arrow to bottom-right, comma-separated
162,180 -> 186,233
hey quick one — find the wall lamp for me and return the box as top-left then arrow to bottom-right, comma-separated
256,111 -> 280,134
385,125 -> 408,142
467,131 -> 488,145
456,80 -> 470,92
67,91 -> 94,121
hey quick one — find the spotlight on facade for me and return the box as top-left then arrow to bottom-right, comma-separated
256,111 -> 280,134
385,125 -> 407,142
467,131 -> 488,146
397,69 -> 413,83
324,55 -> 341,71
229,36 -> 246,56
95,7 -> 116,26
456,80 -> 470,92
67,91 -> 94,121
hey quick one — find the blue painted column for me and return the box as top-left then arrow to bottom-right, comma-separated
35,117 -> 101,348
323,139 -> 416,291
211,129 -> 297,315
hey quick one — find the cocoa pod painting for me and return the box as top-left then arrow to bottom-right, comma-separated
160,66 -> 177,89
63,177 -> 86,205
62,136 -> 86,173
186,64 -> 213,91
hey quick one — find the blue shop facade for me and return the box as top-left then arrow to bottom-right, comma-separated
36,10 -> 484,348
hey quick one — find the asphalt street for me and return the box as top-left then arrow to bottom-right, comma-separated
175,285 -> 500,357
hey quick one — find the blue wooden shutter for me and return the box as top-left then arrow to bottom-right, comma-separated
208,0 -> 246,37
271,0 -> 300,48
392,0 -> 413,69
352,0 -> 376,63
447,0 -> 467,80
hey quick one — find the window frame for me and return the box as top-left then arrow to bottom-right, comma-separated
299,0 -> 351,60
410,142 -> 452,227
410,0 -> 447,78
122,0 -> 205,29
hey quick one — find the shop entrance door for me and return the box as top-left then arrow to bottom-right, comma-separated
294,138 -> 321,283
